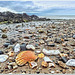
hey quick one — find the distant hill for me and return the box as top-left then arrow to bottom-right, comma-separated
0,11 -> 50,24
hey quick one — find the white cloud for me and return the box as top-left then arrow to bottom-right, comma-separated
0,7 -> 17,13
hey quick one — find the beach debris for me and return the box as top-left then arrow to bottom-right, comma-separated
35,50 -> 41,54
66,59 -> 75,66
0,55 -> 8,62
42,49 -> 60,55
38,53 -> 44,58
49,63 -> 55,67
43,56 -> 53,63
2,34 -> 7,38
58,61 -> 68,69
39,39 -> 44,44
15,51 -> 37,66
47,42 -> 55,47
55,38 -> 63,43
29,61 -> 37,68
0,51 -> 4,55
3,43 -> 10,47
14,43 -> 20,52
8,51 -> 14,57
26,45 -> 35,50
41,61 -> 48,68
20,43 -> 26,51
73,34 -> 75,39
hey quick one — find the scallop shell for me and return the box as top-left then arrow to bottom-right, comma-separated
15,51 -> 37,66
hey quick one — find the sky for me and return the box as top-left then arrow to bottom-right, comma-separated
0,1 -> 75,16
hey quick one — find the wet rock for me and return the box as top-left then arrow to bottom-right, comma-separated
58,61 -> 68,69
62,42 -> 67,47
55,38 -> 62,43
8,45 -> 14,49
42,49 -> 60,55
10,39 -> 17,44
8,65 -> 13,70
73,34 -> 75,39
43,56 -> 53,63
47,42 -> 55,47
62,69 -> 66,74
29,61 -> 37,69
39,39 -> 44,44
26,45 -> 35,50
22,34 -> 32,39
20,43 -> 26,51
66,59 -> 75,66
0,51 -> 4,55
36,70 -> 40,74
61,57 -> 68,63
13,65 -> 18,69
14,43 -> 20,52
3,43 -> 10,47
38,29 -> 44,33
56,70 -> 60,73
0,55 -> 8,62
50,71 -> 55,74
35,50 -> 41,54
38,53 -> 44,58
2,34 -> 7,38
41,61 -> 48,68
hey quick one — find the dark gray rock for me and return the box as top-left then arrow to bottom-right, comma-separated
20,43 -> 26,51
3,43 -> 10,47
0,51 -> 4,55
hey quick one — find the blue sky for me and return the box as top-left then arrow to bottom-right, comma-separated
0,1 -> 75,16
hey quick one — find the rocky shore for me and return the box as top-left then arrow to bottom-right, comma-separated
0,11 -> 50,24
0,19 -> 75,74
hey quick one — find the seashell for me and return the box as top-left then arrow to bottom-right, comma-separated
38,53 -> 44,58
41,61 -> 48,68
29,61 -> 37,68
15,51 -> 37,66
43,56 -> 53,63
49,63 -> 55,67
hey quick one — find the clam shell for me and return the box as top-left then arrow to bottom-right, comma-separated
15,51 -> 37,66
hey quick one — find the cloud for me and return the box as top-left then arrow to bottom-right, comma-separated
0,1 -> 75,16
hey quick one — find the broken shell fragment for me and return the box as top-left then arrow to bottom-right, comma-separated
43,56 -> 53,63
15,51 -> 37,66
58,61 -> 68,69
49,63 -> 55,68
42,49 -> 60,55
41,61 -> 48,68
29,61 -> 37,68
38,53 -> 44,58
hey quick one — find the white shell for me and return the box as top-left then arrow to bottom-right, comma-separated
66,59 -> 75,66
0,55 -> 8,62
14,43 -> 20,52
42,48 -> 60,55
26,45 -> 35,50
43,56 -> 53,63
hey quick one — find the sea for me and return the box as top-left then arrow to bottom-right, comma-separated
40,15 -> 75,19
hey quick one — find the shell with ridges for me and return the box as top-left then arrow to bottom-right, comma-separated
15,51 -> 37,66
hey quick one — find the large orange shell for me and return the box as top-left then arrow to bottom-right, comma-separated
15,51 -> 37,66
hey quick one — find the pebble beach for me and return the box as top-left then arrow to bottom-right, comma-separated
0,19 -> 75,74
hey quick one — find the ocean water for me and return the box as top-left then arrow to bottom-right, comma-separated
40,15 -> 75,19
